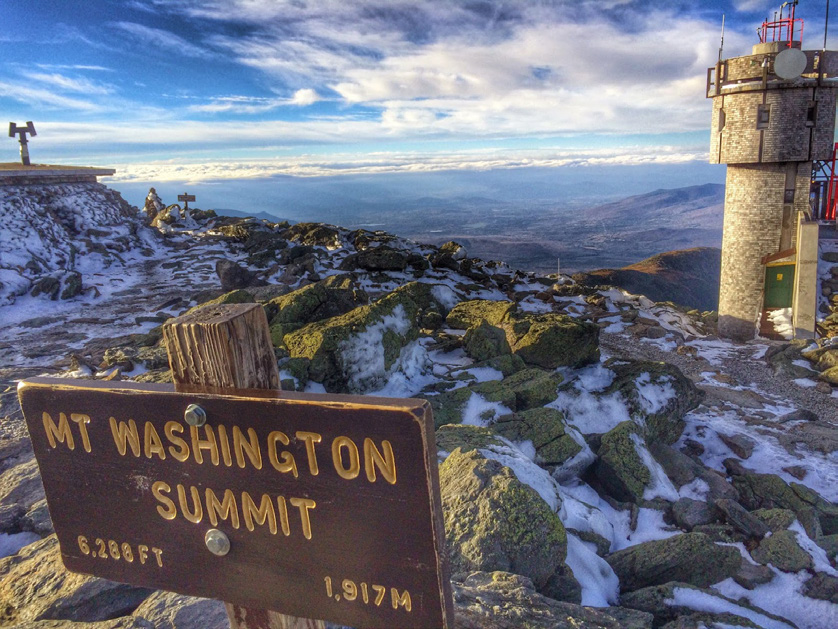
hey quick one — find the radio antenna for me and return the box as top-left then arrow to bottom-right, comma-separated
719,14 -> 726,61
826,0 -> 831,51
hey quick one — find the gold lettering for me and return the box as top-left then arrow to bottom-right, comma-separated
144,422 -> 166,460
276,496 -> 291,536
164,421 -> 189,462
233,426 -> 262,469
152,547 -> 163,567
109,418 -> 140,457
296,431 -> 321,476
177,484 -> 203,523
242,491 -> 277,534
364,438 -> 396,484
43,412 -> 74,450
217,424 -> 233,467
152,481 -> 176,520
332,436 -> 360,480
267,431 -> 298,477
206,487 -> 240,529
290,497 -> 316,540
391,588 -> 411,611
190,425 -> 219,466
70,414 -> 92,452
138,544 -> 149,564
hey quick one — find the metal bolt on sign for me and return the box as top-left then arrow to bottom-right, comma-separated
205,529 -> 231,556
184,404 -> 207,426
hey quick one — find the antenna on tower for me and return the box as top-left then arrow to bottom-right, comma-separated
719,14 -> 726,61
825,0 -> 831,51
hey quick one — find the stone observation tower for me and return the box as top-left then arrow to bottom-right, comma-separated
708,1 -> 837,340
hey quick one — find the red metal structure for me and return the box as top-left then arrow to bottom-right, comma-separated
812,143 -> 838,221
759,0 -> 803,46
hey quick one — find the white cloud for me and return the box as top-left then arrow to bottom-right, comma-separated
291,88 -> 321,106
112,21 -> 214,59
104,145 -> 706,183
27,73 -> 115,95
0,81 -> 103,112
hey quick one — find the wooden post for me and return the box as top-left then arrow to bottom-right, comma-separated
163,303 -> 326,629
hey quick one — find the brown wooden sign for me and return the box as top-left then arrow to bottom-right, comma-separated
18,377 -> 453,629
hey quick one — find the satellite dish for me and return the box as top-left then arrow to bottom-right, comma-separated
774,48 -> 807,80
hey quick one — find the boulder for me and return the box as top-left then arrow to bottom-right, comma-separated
620,582 -> 793,629
340,245 -> 409,272
283,282 -> 450,392
436,424 -> 507,455
282,223 -> 341,248
594,422 -> 650,503
185,289 -> 255,315
719,433 -> 757,459
0,457 -> 45,514
803,572 -> 838,604
605,533 -> 741,592
214,260 -> 265,291
750,530 -> 813,572
132,591 -> 228,628
0,536 -> 152,627
264,274 -> 368,345
730,469 -> 838,537
733,561 -> 775,590
452,571 -> 653,629
463,321 -> 511,362
605,362 -> 701,445
802,346 -> 838,372
714,499 -> 769,539
672,498 -> 718,531
751,508 -> 797,532
649,443 -> 739,501
446,299 -> 516,329
440,449 -> 567,590
501,312 -> 599,369
492,408 -> 582,467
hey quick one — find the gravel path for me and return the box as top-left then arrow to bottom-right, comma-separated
601,331 -> 838,423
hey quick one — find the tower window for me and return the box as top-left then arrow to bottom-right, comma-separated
806,101 -> 817,127
757,104 -> 771,129
718,108 -> 726,131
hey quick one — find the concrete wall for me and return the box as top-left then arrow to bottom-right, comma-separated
793,214 -> 820,339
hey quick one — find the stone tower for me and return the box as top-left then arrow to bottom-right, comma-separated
708,6 -> 837,341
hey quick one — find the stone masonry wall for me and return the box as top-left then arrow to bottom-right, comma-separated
718,163 -> 809,340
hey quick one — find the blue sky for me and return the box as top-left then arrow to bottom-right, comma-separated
1,0 -> 835,185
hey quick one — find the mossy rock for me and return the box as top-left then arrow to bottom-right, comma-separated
471,354 -> 527,377
500,368 -> 563,409
343,245 -> 409,272
440,449 -> 567,590
750,529 -> 813,572
186,289 -> 255,314
819,366 -> 838,385
463,321 -> 511,362
422,368 -> 560,429
59,271 -> 83,300
436,424 -> 506,454
605,533 -> 742,592
282,222 -> 341,248
620,582 -> 783,628
731,471 -> 838,538
802,346 -> 838,372
492,408 -> 582,466
282,282 -> 449,393
603,361 -> 700,445
501,312 -> 600,369
751,508 -> 797,532
594,421 -> 650,503
446,299 -> 516,329
265,274 -> 368,345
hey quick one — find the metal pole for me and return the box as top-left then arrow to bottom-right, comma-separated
826,0 -> 831,51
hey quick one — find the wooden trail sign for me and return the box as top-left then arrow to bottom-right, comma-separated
177,193 -> 196,210
17,304 -> 453,629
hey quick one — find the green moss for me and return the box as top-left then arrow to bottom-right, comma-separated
463,321 -> 510,361
446,299 -> 516,329
595,421 -> 650,503
493,408 -> 581,465
436,424 -> 503,453
503,312 -> 600,369
186,289 -> 254,314
751,530 -> 813,572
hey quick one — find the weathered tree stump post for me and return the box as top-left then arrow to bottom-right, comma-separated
163,303 -> 326,629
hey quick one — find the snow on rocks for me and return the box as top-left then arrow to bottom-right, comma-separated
2,183 -> 838,628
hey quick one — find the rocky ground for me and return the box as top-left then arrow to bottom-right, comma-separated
1,184 -> 838,628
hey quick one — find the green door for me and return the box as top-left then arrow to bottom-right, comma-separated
764,264 -> 795,308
